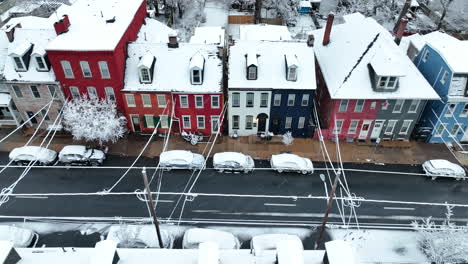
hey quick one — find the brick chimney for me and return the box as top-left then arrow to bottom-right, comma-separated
54,14 -> 71,35
168,32 -> 179,48
322,13 -> 335,46
394,18 -> 408,45
5,23 -> 21,43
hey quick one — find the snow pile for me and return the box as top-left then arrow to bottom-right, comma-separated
190,27 -> 225,46
106,225 -> 174,249
239,24 -> 292,41
182,228 -> 240,249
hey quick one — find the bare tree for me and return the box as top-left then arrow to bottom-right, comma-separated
437,0 -> 454,30
254,0 -> 262,23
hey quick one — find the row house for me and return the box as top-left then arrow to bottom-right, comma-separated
228,40 -> 316,137
123,37 -> 223,135
45,0 -> 147,111
402,32 -> 468,143
313,13 -> 439,142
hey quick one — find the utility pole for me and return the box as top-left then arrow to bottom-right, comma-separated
393,0 -> 412,33
314,168 -> 341,250
142,167 -> 164,248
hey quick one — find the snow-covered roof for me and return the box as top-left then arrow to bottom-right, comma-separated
369,48 -> 406,77
91,240 -> 118,264
285,53 -> 299,67
246,51 -> 258,67
0,225 -> 36,247
251,234 -> 302,254
1,16 -> 53,31
229,40 -> 316,90
189,52 -> 205,69
9,146 -> 57,164
0,241 -> 14,263
198,242 -> 219,264
123,43 -> 222,93
4,28 -> 57,83
135,18 -> 176,44
190,27 -> 225,46
271,154 -> 308,168
411,0 -> 420,7
239,24 -> 292,41
47,0 -> 145,51
213,152 -> 249,165
183,228 -> 240,250
312,13 -> 439,100
0,33 -> 9,77
138,52 -> 155,69
0,94 -> 11,106
160,150 -> 195,165
325,240 -> 356,264
399,33 -> 426,54
276,240 -> 304,264
9,41 -> 32,56
300,1 -> 312,8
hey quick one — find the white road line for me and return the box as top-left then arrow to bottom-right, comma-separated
156,200 -> 174,203
264,203 -> 296,207
384,207 -> 415,211
15,196 -> 48,199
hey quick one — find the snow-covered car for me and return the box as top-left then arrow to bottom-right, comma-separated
58,145 -> 106,166
9,146 -> 57,165
0,225 -> 39,247
422,159 -> 466,180
213,152 -> 255,173
270,153 -> 314,174
250,234 -> 302,256
182,228 -> 240,249
106,225 -> 173,249
158,150 -> 205,170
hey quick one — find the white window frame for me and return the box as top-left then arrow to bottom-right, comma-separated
139,68 -> 151,83
35,56 -> 48,71
125,94 -> 136,107
87,86 -> 97,99
197,115 -> 205,129
211,116 -> 220,133
195,95 -> 204,108
232,115 -> 240,130
80,61 -> 92,78
182,115 -> 191,129
69,86 -> 80,99
338,100 -> 348,112
13,56 -> 26,71
285,117 -> 292,129
298,117 -> 305,129
399,120 -> 412,135
145,115 -> 155,128
445,103 -> 457,117
211,95 -> 220,108
232,93 -> 240,107
378,76 -> 398,89
274,94 -> 281,106
393,100 -> 404,113
48,85 -> 59,99
422,50 -> 429,62
160,115 -> 169,129
370,102 -> 376,110
245,115 -> 253,129
408,100 -> 420,113
140,94 -> 151,107
157,94 -> 167,108
435,123 -> 446,137
104,87 -> 115,101
61,60 -> 74,79
98,61 -> 110,79
385,120 -> 398,135
332,120 -> 343,134
287,94 -> 295,106
248,66 -> 256,80
348,120 -> 359,134
180,95 -> 189,108
260,93 -> 268,107
440,70 -> 449,84
301,94 -> 309,106
451,123 -> 461,137
191,69 -> 202,84
30,85 -> 40,98
11,85 -> 23,98
354,100 -> 365,112
461,103 -> 468,117
288,67 -> 297,81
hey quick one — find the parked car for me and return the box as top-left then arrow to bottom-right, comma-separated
0,225 -> 39,247
106,225 -> 174,248
158,150 -> 205,170
213,152 -> 255,173
58,145 -> 106,166
9,146 -> 57,165
182,228 -> 240,249
270,153 -> 314,174
422,159 -> 466,180
251,234 -> 302,256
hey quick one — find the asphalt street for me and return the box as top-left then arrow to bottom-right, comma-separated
0,152 -> 467,228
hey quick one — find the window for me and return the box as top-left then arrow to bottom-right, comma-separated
211,116 -> 220,133
98,61 -> 110,79
80,61 -> 92,78
400,120 -> 412,135
260,93 -> 268,107
370,102 -> 376,110
125,94 -> 136,107
182,116 -> 191,129
160,115 -> 169,128
393,100 -> 404,113
192,69 -> 201,84
141,94 -> 151,107
26,111 -> 37,124
422,50 -> 429,62
197,116 -> 205,129
29,85 -> 40,98
387,77 -> 397,88
298,117 -> 305,129
332,120 -> 343,134
385,120 -> 397,134
435,123 -> 446,137
35,56 -> 47,71
461,103 -> 468,117
285,117 -> 292,129
232,115 -> 240,129
157,95 -> 166,108
451,124 -> 461,136
354,100 -> 365,112
145,115 -> 155,128
338,100 -> 348,112
195,95 -> 204,108
245,115 -> 253,129
140,68 -> 151,83
408,100 -> 420,113
211,95 -> 220,108
61,61 -> 74,78
378,76 -> 387,88
378,76 -> 398,89
288,67 -> 297,81
445,103 -> 457,117
248,66 -> 256,80
13,56 -> 25,71
287,94 -> 295,106
180,95 -> 188,108
348,120 -> 359,134
12,85 -> 22,98
246,93 -> 254,107
41,109 -> 50,121
274,94 -> 281,106
232,93 -> 240,107
70,86 -> 80,99
48,85 -> 58,99
87,87 -> 97,99
105,87 -> 115,101
301,94 -> 309,106
441,71 -> 449,84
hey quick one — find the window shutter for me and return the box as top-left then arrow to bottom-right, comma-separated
154,116 -> 160,128
167,117 -> 171,127
143,116 -> 147,128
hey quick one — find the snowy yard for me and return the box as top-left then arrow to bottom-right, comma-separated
289,14 -> 316,39
202,0 -> 228,27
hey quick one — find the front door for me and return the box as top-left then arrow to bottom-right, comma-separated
270,118 -> 280,134
462,127 -> 468,143
131,115 -> 141,132
257,113 -> 268,133
358,120 -> 372,140
370,120 -> 384,140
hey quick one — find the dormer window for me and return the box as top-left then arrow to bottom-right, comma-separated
377,76 -> 398,89
138,52 -> 155,84
369,52 -> 405,92
190,53 -> 205,85
9,42 -> 33,72
140,68 -> 151,82
192,69 -> 201,84
246,52 -> 258,80
285,54 -> 298,81
13,56 -> 26,71
34,56 -> 48,71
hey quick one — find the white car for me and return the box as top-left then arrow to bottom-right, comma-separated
182,228 -> 240,249
158,150 -> 205,170
106,225 -> 174,248
213,152 -> 255,173
270,153 -> 313,174
58,145 -> 106,166
9,146 -> 57,165
0,225 -> 39,247
422,159 -> 466,180
251,234 -> 302,256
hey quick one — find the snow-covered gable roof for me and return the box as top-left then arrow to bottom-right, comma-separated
124,43 -> 222,93
325,240 -> 356,264
189,52 -> 205,69
91,240 -> 118,264
312,13 -> 439,100
369,47 -> 405,77
239,24 -> 292,41
399,33 -> 426,54
190,27 -> 225,46
138,52 -> 155,69
1,16 -> 53,31
4,28 -> 57,83
229,40 -> 316,90
135,18 -> 176,44
246,51 -> 258,67
9,41 -> 32,57
47,0 -> 145,51
300,0 -> 312,8
285,53 -> 299,67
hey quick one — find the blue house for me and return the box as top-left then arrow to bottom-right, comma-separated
405,32 -> 468,143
